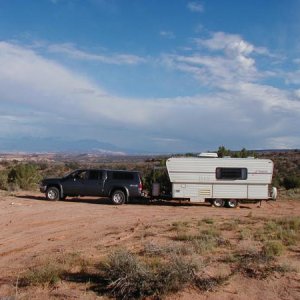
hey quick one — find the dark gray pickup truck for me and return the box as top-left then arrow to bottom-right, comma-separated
39,169 -> 143,205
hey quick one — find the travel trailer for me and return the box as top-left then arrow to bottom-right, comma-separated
164,153 -> 277,208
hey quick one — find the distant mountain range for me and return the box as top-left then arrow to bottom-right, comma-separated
0,137 -> 298,155
0,137 -> 128,155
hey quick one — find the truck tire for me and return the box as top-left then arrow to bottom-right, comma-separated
212,198 -> 225,207
226,199 -> 238,208
111,190 -> 126,205
46,187 -> 60,201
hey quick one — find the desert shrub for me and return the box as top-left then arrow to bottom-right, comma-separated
282,175 -> 300,190
99,249 -> 156,299
262,241 -> 285,258
8,163 -> 42,190
22,262 -> 63,286
98,249 -> 198,299
239,228 -> 253,240
0,170 -> 9,190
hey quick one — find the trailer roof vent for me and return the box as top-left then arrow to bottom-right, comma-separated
198,152 -> 218,158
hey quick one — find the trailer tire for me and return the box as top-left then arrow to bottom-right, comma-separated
212,198 -> 225,207
226,199 -> 238,208
111,190 -> 126,205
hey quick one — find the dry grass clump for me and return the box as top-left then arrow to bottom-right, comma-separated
21,252 -> 91,287
262,240 -> 285,258
170,221 -> 191,233
195,273 -> 231,292
255,217 -> 300,246
200,217 -> 214,224
230,245 -> 287,279
173,227 -> 230,254
22,261 -> 63,286
142,241 -> 194,257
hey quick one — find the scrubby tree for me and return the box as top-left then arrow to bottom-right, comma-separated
8,163 -> 42,190
217,146 -> 231,158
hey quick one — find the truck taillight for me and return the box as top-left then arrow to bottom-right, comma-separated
138,182 -> 143,191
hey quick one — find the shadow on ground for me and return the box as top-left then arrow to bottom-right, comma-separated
15,194 -> 256,209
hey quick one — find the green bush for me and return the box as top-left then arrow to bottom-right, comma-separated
282,175 -> 300,190
143,168 -> 171,194
8,163 -> 42,190
0,170 -> 9,190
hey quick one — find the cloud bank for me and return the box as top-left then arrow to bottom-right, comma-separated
0,34 -> 299,152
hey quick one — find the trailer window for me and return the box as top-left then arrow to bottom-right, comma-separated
216,168 -> 247,180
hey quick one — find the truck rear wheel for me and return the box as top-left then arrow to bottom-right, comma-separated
111,190 -> 126,205
212,198 -> 225,207
46,187 -> 60,201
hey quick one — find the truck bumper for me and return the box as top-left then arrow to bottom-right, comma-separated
40,186 -> 47,193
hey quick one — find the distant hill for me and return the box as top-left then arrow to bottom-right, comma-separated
0,137 -> 128,155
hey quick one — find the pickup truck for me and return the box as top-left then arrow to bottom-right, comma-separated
39,169 -> 143,205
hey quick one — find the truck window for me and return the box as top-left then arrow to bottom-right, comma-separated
216,168 -> 247,180
88,170 -> 102,180
112,172 -> 134,180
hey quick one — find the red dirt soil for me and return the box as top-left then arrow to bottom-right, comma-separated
0,191 -> 300,299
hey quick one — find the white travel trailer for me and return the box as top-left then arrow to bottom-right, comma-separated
165,153 -> 277,208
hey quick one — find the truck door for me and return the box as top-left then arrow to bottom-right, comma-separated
84,170 -> 105,196
62,170 -> 87,195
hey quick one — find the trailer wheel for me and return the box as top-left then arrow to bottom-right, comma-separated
212,198 -> 225,207
111,190 -> 126,205
226,199 -> 238,208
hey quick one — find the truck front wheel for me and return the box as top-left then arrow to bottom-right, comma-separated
46,187 -> 60,201
111,190 -> 126,205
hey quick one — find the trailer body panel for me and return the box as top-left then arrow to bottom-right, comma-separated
166,156 -> 275,202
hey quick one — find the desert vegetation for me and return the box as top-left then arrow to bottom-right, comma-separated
0,148 -> 299,195
14,215 -> 300,299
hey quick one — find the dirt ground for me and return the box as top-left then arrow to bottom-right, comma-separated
0,190 -> 300,299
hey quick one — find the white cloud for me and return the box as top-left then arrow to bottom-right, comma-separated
266,136 -> 300,149
196,32 -> 258,56
47,43 -> 145,65
159,31 -> 175,39
187,2 -> 204,13
162,32 -> 275,89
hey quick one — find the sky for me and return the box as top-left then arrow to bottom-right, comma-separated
0,0 -> 300,153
